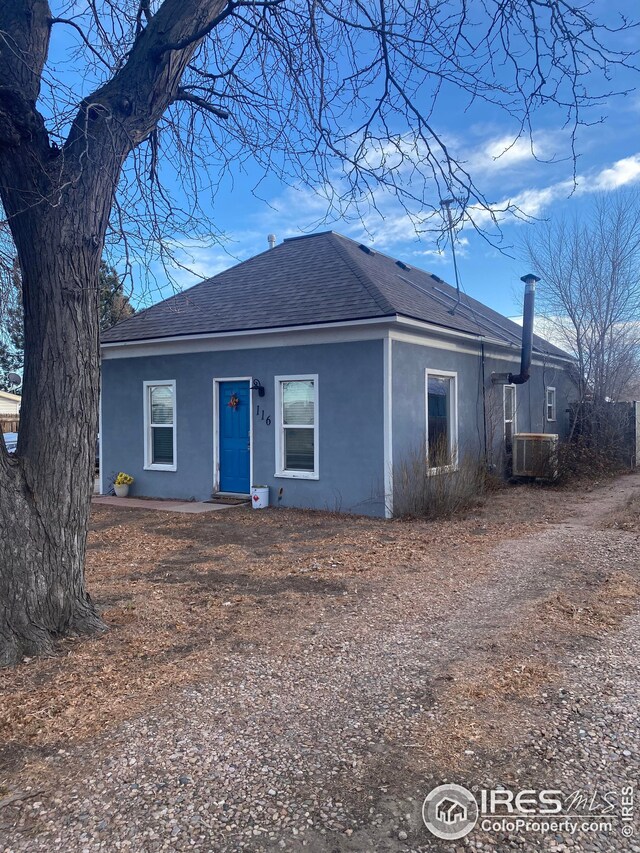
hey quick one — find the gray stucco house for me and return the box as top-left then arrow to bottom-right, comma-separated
100,231 -> 577,517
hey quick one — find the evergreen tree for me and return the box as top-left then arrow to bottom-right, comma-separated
99,263 -> 135,332
0,264 -> 23,392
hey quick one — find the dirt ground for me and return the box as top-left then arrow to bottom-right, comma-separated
0,481 -> 579,763
1,474 -> 639,850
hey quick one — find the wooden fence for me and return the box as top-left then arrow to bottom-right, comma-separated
0,415 -> 19,434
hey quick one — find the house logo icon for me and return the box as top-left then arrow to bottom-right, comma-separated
422,783 -> 478,840
436,796 -> 468,825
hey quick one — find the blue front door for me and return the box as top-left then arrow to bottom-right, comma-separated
218,381 -> 251,493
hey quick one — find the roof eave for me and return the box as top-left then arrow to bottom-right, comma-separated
100,314 -> 398,348
101,312 -> 573,363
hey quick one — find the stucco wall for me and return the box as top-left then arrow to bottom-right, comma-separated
101,339 -> 386,516
391,339 -> 485,470
101,332 -> 578,518
482,351 -> 578,463
391,338 -> 579,479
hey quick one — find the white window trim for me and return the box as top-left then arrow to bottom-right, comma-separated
274,374 -> 319,480
143,380 -> 177,471
425,369 -> 458,473
546,386 -> 557,422
503,383 -> 517,438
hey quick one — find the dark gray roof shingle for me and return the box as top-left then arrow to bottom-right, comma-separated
101,231 -> 568,358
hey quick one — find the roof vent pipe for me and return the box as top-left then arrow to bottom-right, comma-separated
267,233 -> 276,249
491,273 -> 540,385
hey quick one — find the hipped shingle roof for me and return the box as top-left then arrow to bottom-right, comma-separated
101,231 -> 568,358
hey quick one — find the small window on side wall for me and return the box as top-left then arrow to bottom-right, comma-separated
144,381 -> 176,471
275,375 -> 318,479
504,384 -> 517,449
426,371 -> 457,469
546,386 -> 557,422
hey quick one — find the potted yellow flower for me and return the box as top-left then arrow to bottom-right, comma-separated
114,472 -> 134,497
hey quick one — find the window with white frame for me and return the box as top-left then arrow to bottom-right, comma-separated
144,381 -> 176,470
504,384 -> 517,448
426,371 -> 457,469
275,375 -> 318,478
546,386 -> 557,422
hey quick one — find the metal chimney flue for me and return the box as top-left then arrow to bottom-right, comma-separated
491,272 -> 540,385
267,233 -> 276,249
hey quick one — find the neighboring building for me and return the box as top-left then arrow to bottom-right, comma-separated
100,231 -> 577,517
0,390 -> 21,416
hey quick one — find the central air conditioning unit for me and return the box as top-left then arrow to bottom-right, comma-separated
512,433 -> 559,480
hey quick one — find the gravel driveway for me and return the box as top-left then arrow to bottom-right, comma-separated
1,475 -> 639,852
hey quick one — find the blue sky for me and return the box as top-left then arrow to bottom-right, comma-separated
150,18 -> 639,319
46,2 -> 640,319
166,117 -> 640,318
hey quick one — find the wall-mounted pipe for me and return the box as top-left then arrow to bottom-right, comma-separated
492,273 -> 540,385
509,273 -> 539,384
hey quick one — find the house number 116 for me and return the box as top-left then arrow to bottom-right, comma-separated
256,404 -> 271,426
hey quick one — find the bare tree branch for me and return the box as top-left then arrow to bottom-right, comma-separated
49,17 -> 113,69
174,89 -> 230,119
523,190 -> 640,402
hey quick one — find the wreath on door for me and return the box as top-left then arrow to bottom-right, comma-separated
227,393 -> 240,410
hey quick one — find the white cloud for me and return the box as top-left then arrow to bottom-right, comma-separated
411,247 -> 446,261
508,182 -> 573,217
510,314 -> 640,354
169,147 -> 640,287
244,183 -> 344,244
484,136 -> 537,165
155,240 -> 249,292
469,152 -> 640,226
179,246 -> 237,279
509,315 -> 576,351
464,131 -> 560,176
590,154 -> 640,191
236,146 -> 640,270
415,248 -> 444,257
345,211 -> 428,250
354,128 -> 561,182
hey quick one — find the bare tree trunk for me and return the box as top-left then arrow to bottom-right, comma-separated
0,0 -> 229,666
0,217 -> 104,666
